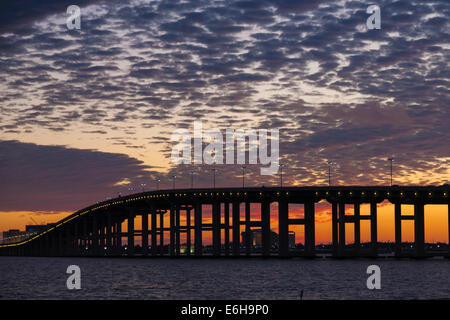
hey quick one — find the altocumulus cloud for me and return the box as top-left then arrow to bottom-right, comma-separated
0,0 -> 448,192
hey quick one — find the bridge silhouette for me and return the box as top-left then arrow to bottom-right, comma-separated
1,186 -> 449,258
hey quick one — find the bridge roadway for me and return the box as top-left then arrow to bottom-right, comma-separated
0,186 -> 449,258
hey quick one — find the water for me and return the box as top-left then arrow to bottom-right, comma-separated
0,257 -> 449,300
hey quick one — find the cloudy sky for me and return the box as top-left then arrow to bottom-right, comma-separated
0,0 -> 449,233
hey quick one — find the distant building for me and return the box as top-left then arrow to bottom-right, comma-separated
1,224 -> 53,244
242,229 -> 279,248
288,231 -> 296,248
2,229 -> 26,244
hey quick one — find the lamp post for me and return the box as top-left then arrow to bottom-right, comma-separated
326,161 -> 334,186
388,157 -> 395,186
189,171 -> 195,189
241,166 -> 246,188
156,178 -> 160,190
140,183 -> 146,192
212,167 -> 218,188
172,175 -> 177,189
279,164 -> 285,187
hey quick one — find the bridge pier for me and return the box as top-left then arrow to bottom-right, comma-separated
151,210 -> 157,256
304,201 -> 315,257
169,205 -> 175,256
127,211 -> 134,256
245,202 -> 251,256
232,202 -> 240,256
92,215 -> 99,256
194,203 -> 202,256
261,201 -> 271,257
58,230 -> 63,256
160,210 -> 165,256
142,212 -> 149,256
395,202 -> 402,257
370,202 -> 378,257
331,202 -> 338,257
354,203 -> 361,256
176,206 -> 181,256
224,203 -> 230,256
186,207 -> 192,256
414,203 -> 425,257
278,200 -> 288,257
116,220 -> 122,255
338,203 -> 346,257
212,202 -> 221,256
100,217 -> 106,254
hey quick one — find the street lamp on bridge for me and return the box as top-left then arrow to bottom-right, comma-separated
140,183 -> 146,192
156,178 -> 161,190
172,175 -> 177,189
189,171 -> 196,189
326,161 -> 334,186
212,167 -> 218,188
241,166 -> 247,188
279,163 -> 285,187
388,157 -> 395,186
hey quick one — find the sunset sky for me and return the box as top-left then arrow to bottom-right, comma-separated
0,0 -> 448,244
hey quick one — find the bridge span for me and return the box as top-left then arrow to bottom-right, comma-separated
1,186 -> 449,258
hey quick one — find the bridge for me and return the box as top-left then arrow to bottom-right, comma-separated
1,186 -> 449,258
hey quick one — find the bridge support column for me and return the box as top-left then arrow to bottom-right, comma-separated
395,203 -> 402,257
278,200 -> 288,257
414,203 -> 425,257
212,202 -> 221,257
127,211 -> 134,256
92,215 -> 99,256
58,230 -> 63,257
224,203 -> 230,256
261,201 -> 271,257
151,210 -> 157,256
111,222 -> 116,252
338,203 -> 346,257
64,226 -> 71,256
245,202 -> 251,256
74,223 -> 80,255
106,214 -> 112,254
160,211 -> 164,256
116,221 -> 122,255
232,202 -> 240,256
305,201 -> 315,257
175,206 -> 180,256
99,217 -> 106,254
186,207 -> 191,256
169,205 -> 175,256
370,202 -> 378,257
332,202 -> 338,257
142,212 -> 148,256
194,203 -> 202,256
354,203 -> 360,256
82,217 -> 88,255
